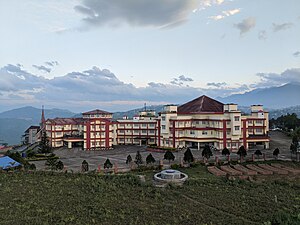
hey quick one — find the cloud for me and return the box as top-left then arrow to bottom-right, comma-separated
207,82 -> 227,87
258,30 -> 267,40
74,0 -> 200,29
234,17 -> 256,36
32,65 -> 52,73
252,68 -> 300,88
45,61 -> 59,67
3,64 -> 298,112
272,22 -> 293,32
293,51 -> 300,57
171,75 -> 193,86
209,8 -> 240,21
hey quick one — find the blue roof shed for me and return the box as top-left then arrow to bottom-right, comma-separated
0,156 -> 21,169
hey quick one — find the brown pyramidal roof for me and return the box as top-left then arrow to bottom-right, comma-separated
178,95 -> 224,114
82,109 -> 112,115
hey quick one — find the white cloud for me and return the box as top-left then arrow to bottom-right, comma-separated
272,22 -> 293,32
258,30 -> 267,40
209,8 -> 240,21
234,17 -> 256,36
75,0 -> 200,29
293,51 -> 300,57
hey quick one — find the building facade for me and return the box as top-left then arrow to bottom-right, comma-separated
34,95 -> 269,151
159,96 -> 269,151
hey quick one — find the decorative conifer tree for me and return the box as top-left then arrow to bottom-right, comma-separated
183,148 -> 194,163
146,153 -> 156,164
164,150 -> 175,164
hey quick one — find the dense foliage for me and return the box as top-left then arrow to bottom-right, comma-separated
0,165 -> 300,224
270,113 -> 300,131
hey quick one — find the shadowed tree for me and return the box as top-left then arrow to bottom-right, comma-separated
81,160 -> 89,172
164,150 -> 175,164
183,148 -> 194,163
290,135 -> 299,154
38,131 -> 52,154
273,148 -> 280,159
254,150 -> 262,159
45,157 -> 58,170
222,147 -> 230,156
56,160 -> 64,170
126,155 -> 132,164
104,158 -> 113,169
202,145 -> 213,159
237,146 -> 247,161
135,151 -> 143,167
146,153 -> 156,164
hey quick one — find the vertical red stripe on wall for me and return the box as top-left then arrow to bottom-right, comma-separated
172,120 -> 176,148
157,120 -> 161,147
223,120 -> 226,149
105,122 -> 109,148
243,120 -> 247,149
86,121 -> 91,150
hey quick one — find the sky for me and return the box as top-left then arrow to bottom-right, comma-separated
0,0 -> 299,112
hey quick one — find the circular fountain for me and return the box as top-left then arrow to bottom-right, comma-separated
153,169 -> 188,187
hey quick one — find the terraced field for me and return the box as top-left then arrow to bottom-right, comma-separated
0,163 -> 300,225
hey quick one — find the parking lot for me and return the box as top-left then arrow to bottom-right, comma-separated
34,131 -> 293,172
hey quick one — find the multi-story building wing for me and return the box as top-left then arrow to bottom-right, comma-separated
36,95 -> 269,151
23,126 -> 40,145
45,118 -> 84,148
116,111 -> 158,145
159,95 -> 269,151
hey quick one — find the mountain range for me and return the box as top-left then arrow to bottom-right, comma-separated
1,82 -> 300,145
217,83 -> 300,109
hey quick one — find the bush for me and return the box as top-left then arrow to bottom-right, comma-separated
104,158 -> 113,169
170,164 -> 180,169
146,153 -> 156,164
81,160 -> 89,172
56,161 -> 64,170
184,148 -> 194,163
164,150 -> 175,163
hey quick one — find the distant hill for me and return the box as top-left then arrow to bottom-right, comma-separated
0,107 -> 76,145
218,83 -> 300,109
268,105 -> 300,119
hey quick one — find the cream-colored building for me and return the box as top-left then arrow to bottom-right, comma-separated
159,95 -> 269,151
116,110 -> 158,146
40,95 -> 269,151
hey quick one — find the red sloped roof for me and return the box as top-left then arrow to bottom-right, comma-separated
82,109 -> 112,115
46,118 -> 85,125
178,95 -> 224,114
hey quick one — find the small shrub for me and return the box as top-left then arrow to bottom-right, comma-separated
170,164 -> 180,169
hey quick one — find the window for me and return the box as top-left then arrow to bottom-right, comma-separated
162,116 -> 166,121
162,125 -> 166,129
149,130 -> 155,134
234,116 -> 240,121
232,143 -> 237,147
134,124 -> 139,128
142,130 -> 147,134
202,131 -> 208,135
190,130 -> 195,135
256,120 -> 263,124
256,128 -> 263,133
142,124 -> 147,127
226,131 -> 231,135
234,126 -> 240,131
149,124 -> 155,128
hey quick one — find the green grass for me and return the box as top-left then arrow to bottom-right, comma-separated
0,164 -> 300,225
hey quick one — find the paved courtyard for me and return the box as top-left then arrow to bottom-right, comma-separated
34,131 -> 293,172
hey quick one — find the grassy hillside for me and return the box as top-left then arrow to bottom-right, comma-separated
1,165 -> 300,224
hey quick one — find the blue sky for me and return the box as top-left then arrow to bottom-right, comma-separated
0,0 -> 299,112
